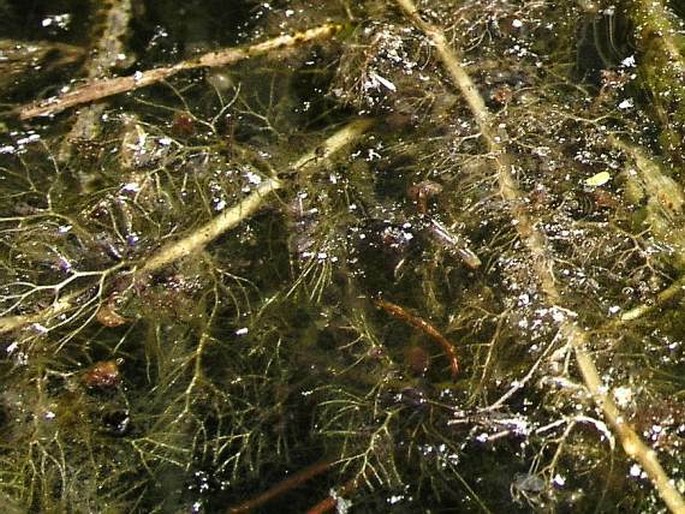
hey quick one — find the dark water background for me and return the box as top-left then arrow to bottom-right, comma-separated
1,1 -> 684,513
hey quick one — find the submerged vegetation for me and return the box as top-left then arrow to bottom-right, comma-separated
2,0 -> 685,512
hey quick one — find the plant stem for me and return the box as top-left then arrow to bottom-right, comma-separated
394,0 -> 685,511
19,23 -> 343,119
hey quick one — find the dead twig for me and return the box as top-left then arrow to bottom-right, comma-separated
0,119 -> 373,335
394,0 -> 685,511
228,459 -> 333,513
375,298 -> 460,379
305,474 -> 360,514
18,23 -> 343,120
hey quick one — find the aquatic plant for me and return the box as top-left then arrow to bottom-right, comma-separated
1,0 -> 685,512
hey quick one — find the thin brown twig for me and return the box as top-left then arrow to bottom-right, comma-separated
305,474 -> 361,514
375,298 -> 460,379
228,459 -> 333,513
18,23 -> 343,120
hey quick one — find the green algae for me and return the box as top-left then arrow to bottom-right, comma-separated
0,1 -> 685,513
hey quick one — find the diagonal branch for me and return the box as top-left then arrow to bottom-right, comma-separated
394,0 -> 685,511
136,119 -> 372,278
0,119 -> 373,335
18,23 -> 343,120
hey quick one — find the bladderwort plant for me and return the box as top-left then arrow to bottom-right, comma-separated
1,0 -> 685,512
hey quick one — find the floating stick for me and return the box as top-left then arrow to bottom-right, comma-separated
0,119 -> 373,334
395,0 -> 685,511
18,23 -> 343,120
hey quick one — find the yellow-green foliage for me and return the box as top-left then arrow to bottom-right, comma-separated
0,1 -> 684,512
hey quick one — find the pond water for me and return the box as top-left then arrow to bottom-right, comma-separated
1,1 -> 685,512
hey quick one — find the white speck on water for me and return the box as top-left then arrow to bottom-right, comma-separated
553,474 -> 566,486
367,149 -> 381,160
550,307 -> 566,323
330,488 -> 353,514
613,386 -> 633,408
245,171 -> 262,185
388,495 -> 404,505
368,71 -> 397,92
31,323 -> 49,334
16,134 -> 41,146
622,55 -> 636,67
122,182 -> 141,193
41,14 -> 71,29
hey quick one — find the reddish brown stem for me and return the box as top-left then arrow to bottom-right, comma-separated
305,475 -> 361,514
375,299 -> 460,378
228,459 -> 333,513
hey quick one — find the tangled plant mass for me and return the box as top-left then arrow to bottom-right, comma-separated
1,0 -> 685,512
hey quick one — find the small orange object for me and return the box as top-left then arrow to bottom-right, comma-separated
96,302 -> 128,327
83,359 -> 122,390
171,111 -> 196,137
405,345 -> 431,376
